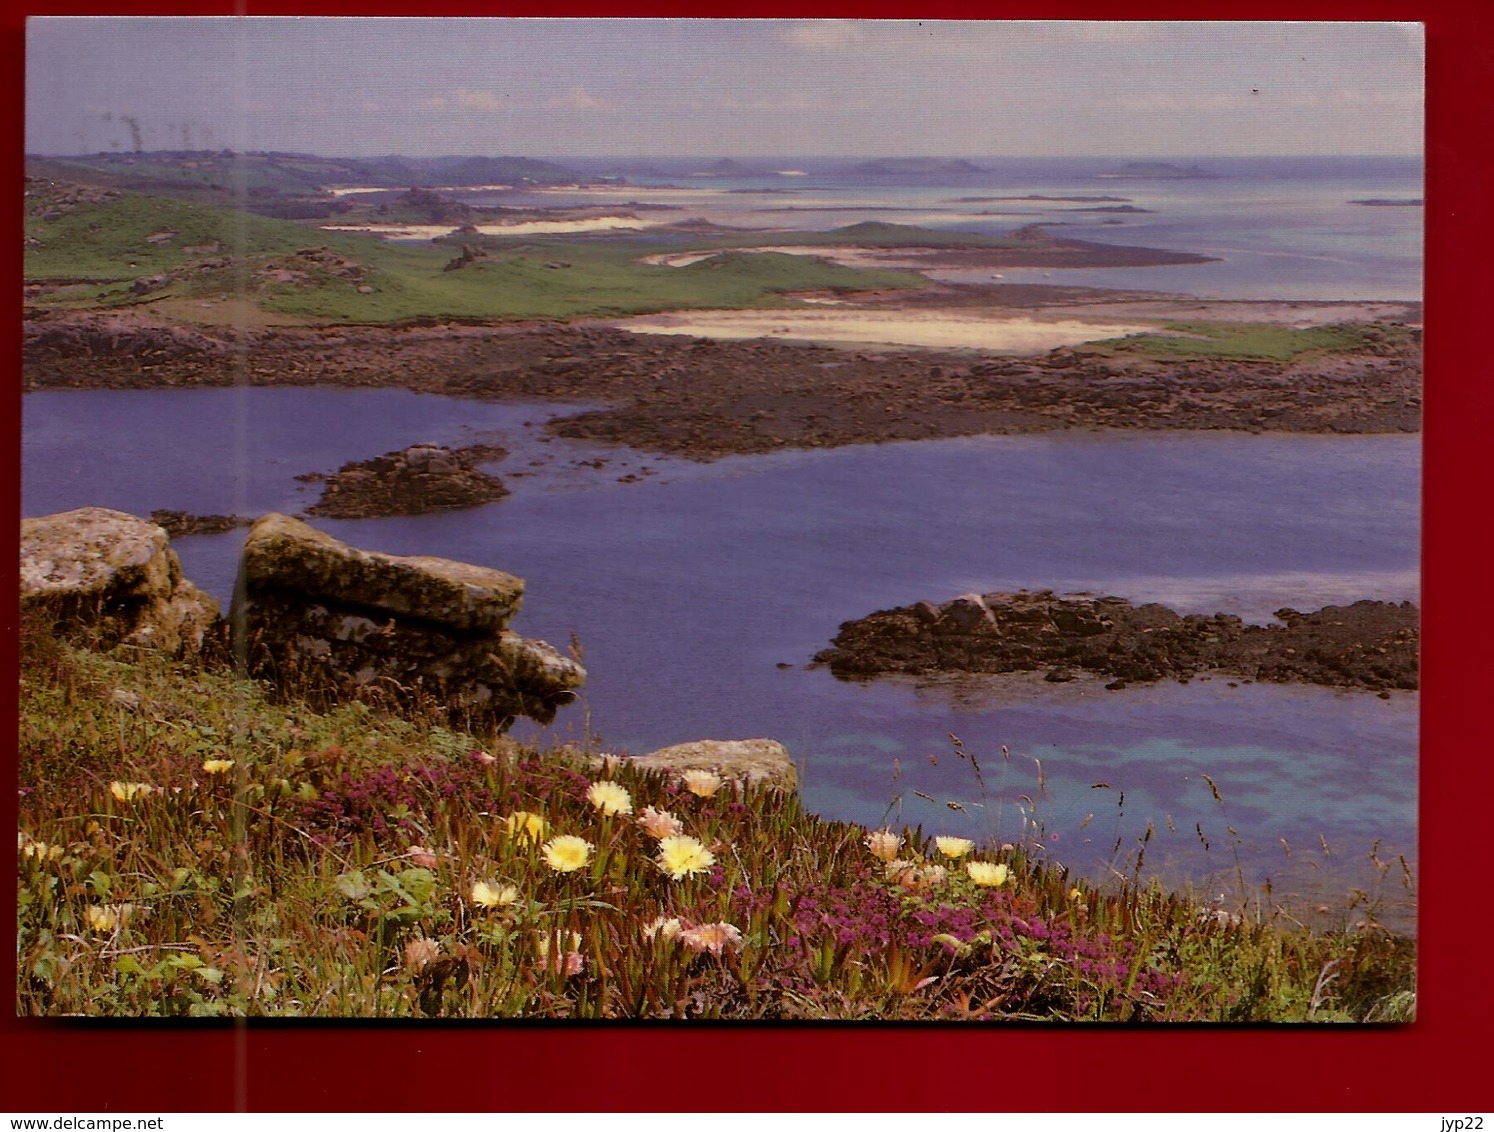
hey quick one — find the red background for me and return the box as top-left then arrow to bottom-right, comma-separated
4,0 -> 1487,1113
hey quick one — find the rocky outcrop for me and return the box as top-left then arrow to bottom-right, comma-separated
19,507 -> 219,657
149,510 -> 255,538
22,313 -> 1423,447
630,738 -> 798,792
303,444 -> 510,519
814,591 -> 1418,693
230,514 -> 584,729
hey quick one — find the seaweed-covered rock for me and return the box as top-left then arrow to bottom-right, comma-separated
305,444 -> 509,519
814,590 -> 1418,692
149,510 -> 255,538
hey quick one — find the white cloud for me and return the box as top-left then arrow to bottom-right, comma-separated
1110,86 -> 1420,113
779,20 -> 867,52
1068,22 -> 1167,44
453,89 -> 505,112
548,85 -> 614,111
697,93 -> 820,113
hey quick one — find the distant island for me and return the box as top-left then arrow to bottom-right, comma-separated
845,157 -> 989,177
688,158 -> 767,177
1097,162 -> 1219,180
953,195 -> 1132,203
1349,198 -> 1424,207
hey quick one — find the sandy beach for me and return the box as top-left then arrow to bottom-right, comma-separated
320,215 -> 664,239
608,307 -> 1157,352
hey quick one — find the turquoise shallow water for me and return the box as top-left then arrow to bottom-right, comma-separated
22,388 -> 1420,928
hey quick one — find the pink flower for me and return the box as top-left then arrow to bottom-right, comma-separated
535,930 -> 586,976
679,921 -> 744,956
636,806 -> 684,840
865,829 -> 901,862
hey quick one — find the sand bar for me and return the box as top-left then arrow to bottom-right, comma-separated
609,308 -> 1157,353
320,216 -> 663,239
642,245 -> 966,271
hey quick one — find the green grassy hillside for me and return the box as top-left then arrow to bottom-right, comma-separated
24,186 -> 926,323
1092,320 -> 1419,361
16,621 -> 1415,1020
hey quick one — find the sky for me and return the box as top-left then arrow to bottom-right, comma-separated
25,18 -> 1424,159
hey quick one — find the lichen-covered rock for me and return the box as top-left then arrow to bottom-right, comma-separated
630,738 -> 798,792
238,513 -> 523,634
19,507 -> 219,656
231,514 -> 584,729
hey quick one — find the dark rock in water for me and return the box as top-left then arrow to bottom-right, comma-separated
813,590 -> 1419,693
305,443 -> 510,519
230,513 -> 584,730
149,510 -> 255,538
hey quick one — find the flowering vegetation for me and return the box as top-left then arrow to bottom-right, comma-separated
15,623 -> 1415,1020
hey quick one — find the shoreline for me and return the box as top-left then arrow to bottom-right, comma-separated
22,289 -> 1421,463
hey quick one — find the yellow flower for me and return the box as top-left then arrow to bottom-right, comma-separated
586,780 -> 634,816
541,835 -> 593,873
108,781 -> 153,803
679,921 -> 744,956
471,881 -> 520,908
85,904 -> 129,933
636,806 -> 684,840
1069,887 -> 1085,901
655,835 -> 716,880
934,836 -> 975,860
965,861 -> 1011,888
502,811 -> 549,843
643,915 -> 683,942
201,759 -> 234,776
681,769 -> 723,798
19,834 -> 66,863
865,829 -> 902,862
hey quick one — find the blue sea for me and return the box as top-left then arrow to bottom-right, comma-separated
21,155 -> 1423,929
497,154 -> 1424,301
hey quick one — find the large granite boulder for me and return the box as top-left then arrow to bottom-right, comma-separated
19,507 -> 219,657
630,738 -> 798,792
230,514 -> 584,729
